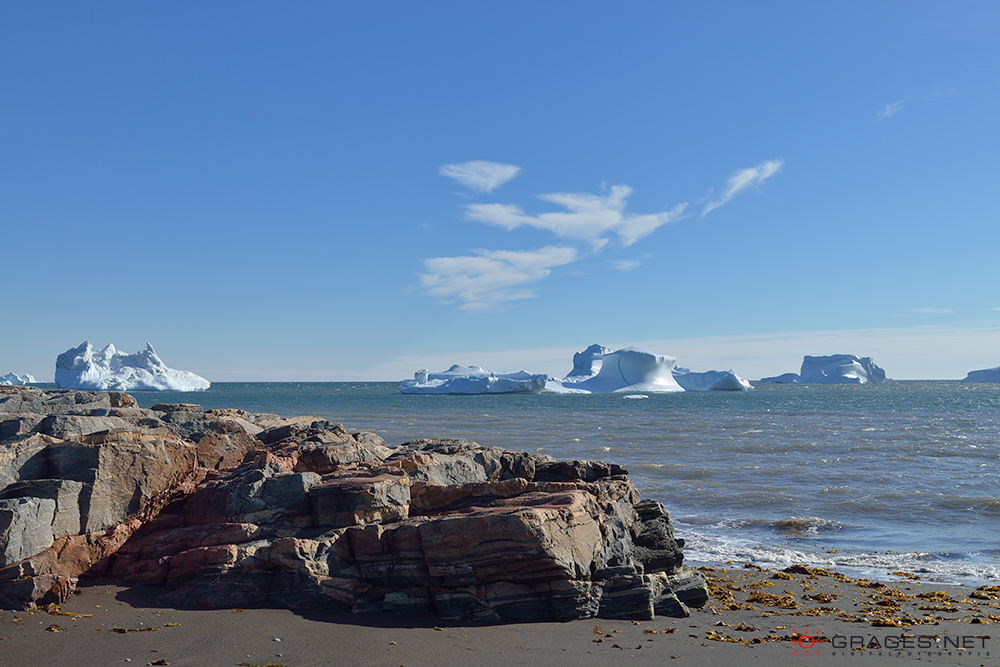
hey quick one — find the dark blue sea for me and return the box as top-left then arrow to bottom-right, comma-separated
126,381 -> 1000,585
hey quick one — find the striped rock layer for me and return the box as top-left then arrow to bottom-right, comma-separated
0,387 -> 706,621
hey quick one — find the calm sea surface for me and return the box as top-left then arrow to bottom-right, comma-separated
128,381 -> 1000,585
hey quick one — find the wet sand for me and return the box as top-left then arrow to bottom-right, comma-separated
2,566 -> 998,666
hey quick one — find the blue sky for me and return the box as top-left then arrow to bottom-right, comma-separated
3,1 -> 999,382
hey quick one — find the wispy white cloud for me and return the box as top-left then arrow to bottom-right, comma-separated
911,307 -> 955,314
877,99 -> 906,121
464,184 -> 688,248
701,160 -> 783,216
439,160 -> 521,193
418,246 -> 578,310
925,86 -> 962,101
424,159 -> 782,310
610,259 -> 641,272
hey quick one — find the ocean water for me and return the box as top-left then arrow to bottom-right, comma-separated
127,380 -> 1000,585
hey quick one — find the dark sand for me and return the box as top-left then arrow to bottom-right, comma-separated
2,566 -> 998,666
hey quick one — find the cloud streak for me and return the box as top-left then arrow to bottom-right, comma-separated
701,160 -> 783,216
439,160 -> 521,193
610,259 -> 640,272
418,246 -> 578,310
877,99 -> 906,121
464,185 -> 687,249
423,159 -> 782,310
911,307 -> 955,314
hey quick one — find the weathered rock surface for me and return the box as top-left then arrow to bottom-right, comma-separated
0,496 -> 56,566
0,387 -> 707,621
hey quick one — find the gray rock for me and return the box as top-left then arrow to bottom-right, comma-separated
387,439 -> 504,485
0,479 -> 84,538
310,473 -> 411,527
42,432 -> 197,533
0,434 -> 62,489
0,497 -> 56,566
35,415 -> 129,439
535,458 -> 628,482
631,499 -> 684,574
0,416 -> 45,440
665,570 -> 710,609
185,466 -> 321,525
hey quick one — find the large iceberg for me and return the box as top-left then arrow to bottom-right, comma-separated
553,347 -> 684,394
559,344 -> 751,393
55,341 -> 210,391
0,372 -> 38,386
672,367 -> 753,392
962,365 -> 1000,383
399,365 -> 547,394
760,354 -> 887,384
399,344 -> 753,395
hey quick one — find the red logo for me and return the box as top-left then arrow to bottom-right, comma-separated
791,627 -> 822,656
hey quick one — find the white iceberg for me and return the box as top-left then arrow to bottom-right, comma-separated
760,354 -> 886,384
962,365 -> 1000,383
758,372 -> 801,384
54,341 -> 210,392
550,347 -> 684,394
564,344 -> 613,379
399,344 -> 753,395
399,365 -> 547,394
672,367 -> 753,392
1,372 -> 38,386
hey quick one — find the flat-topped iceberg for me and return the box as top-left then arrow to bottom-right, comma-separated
399,365 -> 547,394
400,344 -> 753,395
559,344 -> 750,393
552,347 -> 684,394
760,354 -> 887,384
962,365 -> 1000,383
672,367 -> 753,392
55,341 -> 210,391
1,372 -> 38,386
757,372 -> 801,384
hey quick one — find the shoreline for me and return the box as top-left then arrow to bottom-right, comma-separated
4,385 -> 998,665
3,565 -> 998,666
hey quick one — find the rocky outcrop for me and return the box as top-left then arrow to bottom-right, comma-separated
0,386 -> 707,621
0,386 -> 261,606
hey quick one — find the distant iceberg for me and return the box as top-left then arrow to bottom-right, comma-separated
559,344 -> 750,393
760,354 -> 887,384
672,367 -> 753,392
758,372 -> 801,384
399,365 -> 547,394
0,372 -> 38,386
399,344 -> 756,395
962,365 -> 1000,383
55,341 -> 210,391
551,347 -> 684,394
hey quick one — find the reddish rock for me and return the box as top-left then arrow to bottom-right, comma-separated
0,390 -> 707,621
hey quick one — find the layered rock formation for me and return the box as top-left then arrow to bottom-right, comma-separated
0,386 -> 706,622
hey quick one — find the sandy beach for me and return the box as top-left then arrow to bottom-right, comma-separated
3,566 -> 997,667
